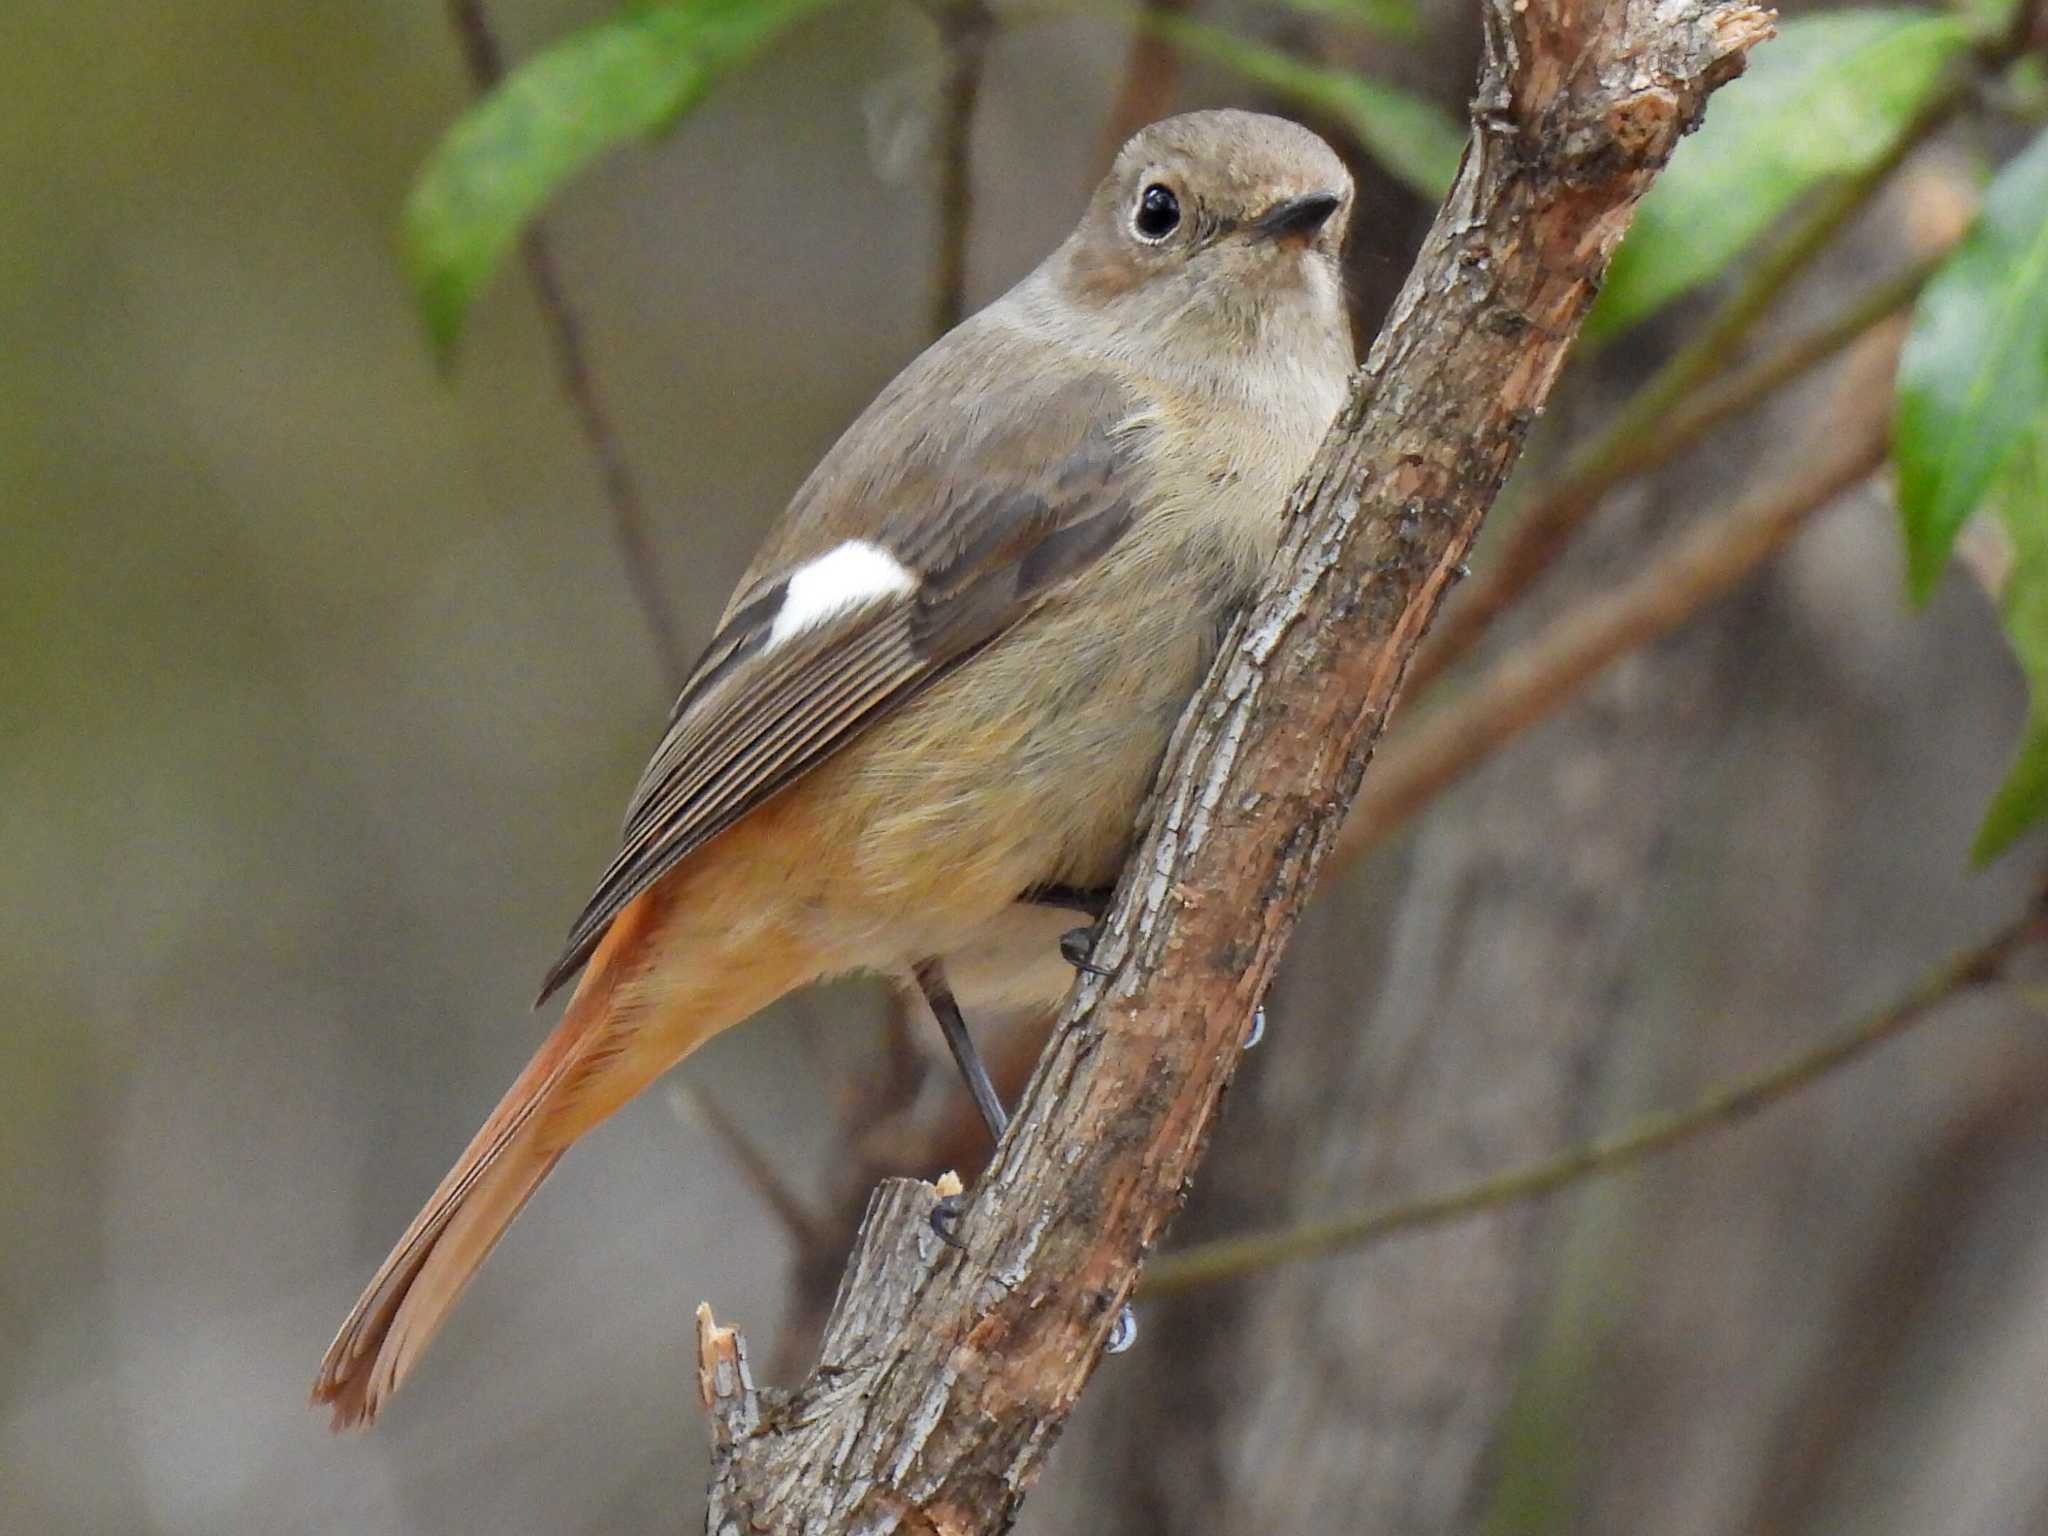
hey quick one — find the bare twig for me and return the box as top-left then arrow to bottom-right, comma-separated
1141,899 -> 2045,1296
1410,63 -> 1978,692
929,0 -> 992,337
1738,1044 -> 2048,1534
444,0 -> 687,686
1331,410 -> 1890,865
1566,250 -> 1940,515
666,1082 -> 825,1246
783,0 -> 998,1345
1103,0 -> 1193,159
700,2 -> 1772,1526
443,0 -> 813,1244
2003,0 -> 2048,60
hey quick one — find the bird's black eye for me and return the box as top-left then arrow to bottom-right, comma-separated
1134,183 -> 1181,241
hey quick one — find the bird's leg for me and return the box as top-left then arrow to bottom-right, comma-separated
1023,882 -> 1113,919
914,958 -> 1008,1143
913,951 -> 1142,1353
914,958 -> 1004,1249
1058,928 -> 1114,977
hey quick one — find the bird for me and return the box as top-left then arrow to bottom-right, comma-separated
313,107 -> 1355,1429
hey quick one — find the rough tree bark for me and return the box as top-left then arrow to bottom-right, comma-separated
697,1 -> 1773,1529
1022,334 -> 1897,1536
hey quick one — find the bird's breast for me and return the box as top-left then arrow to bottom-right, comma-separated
782,364 -> 1346,968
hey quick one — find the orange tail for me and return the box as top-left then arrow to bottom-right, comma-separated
312,881 -> 811,1429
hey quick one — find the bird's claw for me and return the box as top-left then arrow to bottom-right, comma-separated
929,1192 -> 969,1250
1060,924 -> 1113,977
1106,1304 -> 1138,1354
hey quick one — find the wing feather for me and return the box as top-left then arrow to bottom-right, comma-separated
537,357 -> 1143,1001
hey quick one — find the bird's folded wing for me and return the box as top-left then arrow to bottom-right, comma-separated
537,367 -> 1144,1001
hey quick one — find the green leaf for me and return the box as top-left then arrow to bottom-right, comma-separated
1590,9 -> 1972,340
1973,417 -> 2048,862
404,0 -> 829,358
1267,0 -> 1422,43
1896,127 -> 2048,604
1152,18 -> 1464,200
1976,715 -> 2048,862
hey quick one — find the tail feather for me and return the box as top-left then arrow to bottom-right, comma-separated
313,873 -> 818,1429
313,1126 -> 560,1429
313,888 -> 666,1430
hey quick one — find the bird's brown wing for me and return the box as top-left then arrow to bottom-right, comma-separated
537,364 -> 1144,1001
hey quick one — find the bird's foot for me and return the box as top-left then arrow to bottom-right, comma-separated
1106,1304 -> 1139,1354
1059,924 -> 1113,977
929,1191 -> 969,1250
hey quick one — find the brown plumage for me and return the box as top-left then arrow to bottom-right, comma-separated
314,109 -> 1356,1428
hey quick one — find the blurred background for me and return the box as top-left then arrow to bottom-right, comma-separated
6,1 -> 2047,1532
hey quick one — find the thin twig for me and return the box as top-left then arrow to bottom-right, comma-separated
1409,64 -> 1978,693
444,0 -> 814,1243
1102,0 -> 1192,160
1581,251 -> 1942,508
668,1081 -> 825,1246
788,0 -> 995,1340
1141,899 -> 2045,1297
929,0 -> 992,338
444,0 -> 687,686
1333,410 -> 1889,866
2003,0 -> 2047,59
1738,1052 -> 2048,1535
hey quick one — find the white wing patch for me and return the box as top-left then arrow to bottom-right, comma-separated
767,540 -> 919,649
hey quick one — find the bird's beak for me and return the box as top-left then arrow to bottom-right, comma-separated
1250,191 -> 1344,243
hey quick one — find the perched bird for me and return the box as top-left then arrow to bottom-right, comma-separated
314,108 -> 1354,1428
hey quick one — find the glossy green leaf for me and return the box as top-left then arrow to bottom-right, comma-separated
1590,10 -> 1972,340
1895,127 -> 2048,604
1973,418 -> 2048,861
404,0 -> 829,358
1152,18 -> 1464,200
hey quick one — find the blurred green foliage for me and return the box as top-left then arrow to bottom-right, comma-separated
394,0 -> 2048,862
1894,128 -> 2048,858
1265,0 -> 1423,40
1895,127 -> 2048,604
406,0 -> 835,356
1973,418 -> 2048,861
401,0 -> 1459,349
1150,15 -> 1463,197
1591,8 -> 1973,339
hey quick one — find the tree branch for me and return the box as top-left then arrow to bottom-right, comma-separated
928,0 -> 992,339
1102,0 -> 1192,159
1140,892 -> 2045,1296
774,184 -> 1937,1393
698,0 -> 1771,1526
443,0 -> 816,1248
444,0 -> 688,686
1330,403 -> 1889,866
1408,58 -> 1978,692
